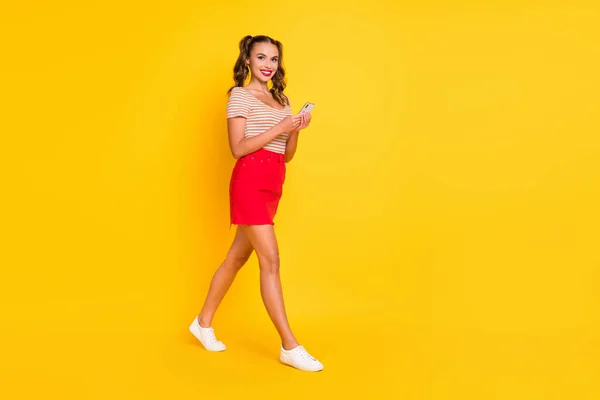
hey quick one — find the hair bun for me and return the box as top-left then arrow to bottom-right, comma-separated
239,35 -> 253,50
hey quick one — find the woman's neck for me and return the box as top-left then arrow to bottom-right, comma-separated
246,78 -> 270,93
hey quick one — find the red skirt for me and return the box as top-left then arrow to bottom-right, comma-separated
229,148 -> 286,226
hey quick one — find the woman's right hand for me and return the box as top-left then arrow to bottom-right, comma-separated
277,115 -> 302,134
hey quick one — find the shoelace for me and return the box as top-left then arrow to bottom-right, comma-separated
204,328 -> 220,345
296,346 -> 317,361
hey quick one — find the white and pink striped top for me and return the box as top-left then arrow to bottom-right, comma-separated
226,86 -> 292,154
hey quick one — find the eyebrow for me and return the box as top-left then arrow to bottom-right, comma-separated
257,53 -> 278,58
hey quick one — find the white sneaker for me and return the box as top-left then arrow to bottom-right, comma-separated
189,317 -> 226,352
280,345 -> 323,372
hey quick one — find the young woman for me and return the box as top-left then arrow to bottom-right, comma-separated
189,35 -> 323,372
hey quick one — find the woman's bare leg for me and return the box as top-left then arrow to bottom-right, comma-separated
241,224 -> 299,350
197,226 -> 253,327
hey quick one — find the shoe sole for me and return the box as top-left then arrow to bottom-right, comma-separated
279,355 -> 324,372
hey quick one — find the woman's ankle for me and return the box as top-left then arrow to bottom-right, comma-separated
281,339 -> 300,350
197,314 -> 212,328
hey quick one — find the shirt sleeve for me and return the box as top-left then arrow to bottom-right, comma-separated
226,87 -> 251,119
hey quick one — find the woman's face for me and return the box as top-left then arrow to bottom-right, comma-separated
247,42 -> 279,83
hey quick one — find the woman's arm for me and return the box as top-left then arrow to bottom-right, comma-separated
284,130 -> 300,163
284,112 -> 311,163
228,115 -> 301,159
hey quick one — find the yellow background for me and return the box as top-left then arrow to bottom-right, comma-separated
1,1 -> 599,398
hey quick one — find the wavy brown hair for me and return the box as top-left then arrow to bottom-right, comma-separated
227,35 -> 289,107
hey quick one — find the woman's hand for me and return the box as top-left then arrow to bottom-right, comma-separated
278,115 -> 302,134
297,112 -> 312,131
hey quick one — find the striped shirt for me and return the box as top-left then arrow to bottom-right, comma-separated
226,86 -> 292,154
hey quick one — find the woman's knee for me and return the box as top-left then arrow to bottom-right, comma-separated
258,252 -> 280,273
225,252 -> 251,271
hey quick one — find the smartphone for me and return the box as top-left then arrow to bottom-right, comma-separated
298,102 -> 315,114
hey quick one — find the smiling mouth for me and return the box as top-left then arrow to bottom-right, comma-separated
260,70 -> 273,77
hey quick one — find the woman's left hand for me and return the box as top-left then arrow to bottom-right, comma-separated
298,112 -> 311,131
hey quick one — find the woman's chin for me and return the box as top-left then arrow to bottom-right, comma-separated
253,73 -> 272,82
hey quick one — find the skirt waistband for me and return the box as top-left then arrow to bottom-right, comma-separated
239,148 -> 285,163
